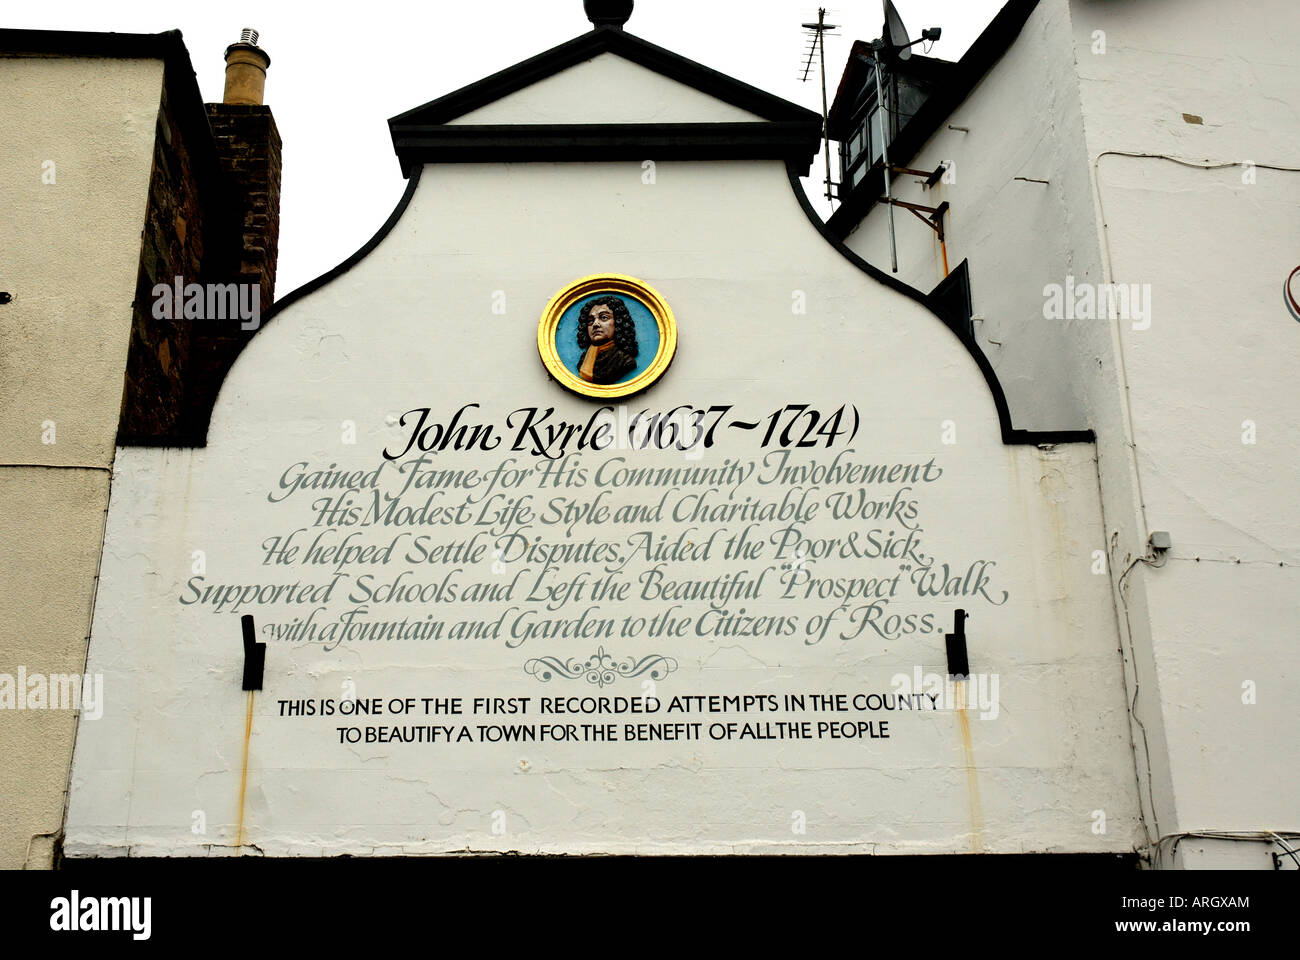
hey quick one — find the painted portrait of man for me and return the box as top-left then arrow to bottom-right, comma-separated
575,296 -> 639,385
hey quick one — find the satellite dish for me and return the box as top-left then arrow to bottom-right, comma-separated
884,0 -> 911,59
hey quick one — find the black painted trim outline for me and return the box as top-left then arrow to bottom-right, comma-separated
391,121 -> 824,175
127,167 -> 425,447
391,26 -> 821,126
784,160 -> 1094,447
261,167 -> 423,322
149,160 -> 1090,449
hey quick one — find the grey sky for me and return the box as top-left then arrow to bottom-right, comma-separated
9,1 -> 1004,294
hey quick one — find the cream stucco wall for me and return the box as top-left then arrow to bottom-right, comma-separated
0,54 -> 163,867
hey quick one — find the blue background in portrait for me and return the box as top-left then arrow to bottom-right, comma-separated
555,292 -> 660,384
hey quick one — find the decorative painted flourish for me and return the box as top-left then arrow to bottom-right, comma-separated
524,646 -> 678,688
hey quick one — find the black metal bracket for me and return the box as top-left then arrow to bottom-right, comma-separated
945,609 -> 969,678
241,614 -> 265,690
879,196 -> 949,241
888,162 -> 947,187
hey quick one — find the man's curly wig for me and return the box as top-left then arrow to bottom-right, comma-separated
576,296 -> 639,358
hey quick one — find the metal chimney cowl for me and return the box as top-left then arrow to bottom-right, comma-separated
222,28 -> 271,105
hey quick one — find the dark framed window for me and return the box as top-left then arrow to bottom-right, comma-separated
839,66 -> 895,195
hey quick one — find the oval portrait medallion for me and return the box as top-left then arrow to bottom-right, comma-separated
537,274 -> 677,399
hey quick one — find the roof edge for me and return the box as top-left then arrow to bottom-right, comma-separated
388,26 -> 822,129
387,25 -> 825,175
0,26 -> 186,59
784,159 -> 1092,446
0,27 -> 219,195
826,0 -> 1040,238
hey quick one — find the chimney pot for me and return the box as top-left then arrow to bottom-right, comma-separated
222,30 -> 271,105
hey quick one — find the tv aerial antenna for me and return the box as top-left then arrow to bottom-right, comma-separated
800,8 -> 840,203
866,0 -> 942,271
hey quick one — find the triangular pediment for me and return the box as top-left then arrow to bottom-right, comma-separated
445,52 -> 766,125
388,26 -> 823,175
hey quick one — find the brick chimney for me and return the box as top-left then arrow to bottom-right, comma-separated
206,28 -> 282,305
119,29 -> 285,444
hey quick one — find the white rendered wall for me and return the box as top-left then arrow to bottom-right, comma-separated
65,155 -> 1142,857
842,0 -> 1166,846
845,0 -> 1300,866
843,0 -> 1099,435
1069,0 -> 1300,867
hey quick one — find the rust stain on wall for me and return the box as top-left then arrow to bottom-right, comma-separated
235,690 -> 255,849
955,679 -> 983,852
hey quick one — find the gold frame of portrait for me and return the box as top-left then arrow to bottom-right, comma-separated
537,274 -> 677,399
